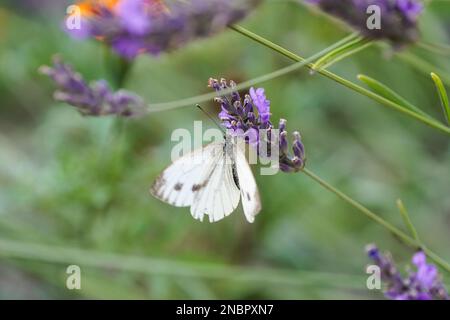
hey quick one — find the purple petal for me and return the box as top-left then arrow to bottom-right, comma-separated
249,87 -> 271,124
116,0 -> 152,35
111,37 -> 145,59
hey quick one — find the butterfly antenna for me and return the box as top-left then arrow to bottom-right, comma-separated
196,104 -> 225,133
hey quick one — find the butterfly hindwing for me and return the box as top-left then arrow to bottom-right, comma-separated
235,145 -> 261,223
190,144 -> 240,222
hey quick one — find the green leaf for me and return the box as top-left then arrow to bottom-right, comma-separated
312,37 -> 372,71
357,74 -> 432,118
431,72 -> 450,125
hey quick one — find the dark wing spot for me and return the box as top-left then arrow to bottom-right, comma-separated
192,179 -> 210,192
232,164 -> 240,189
246,192 -> 251,201
174,183 -> 183,191
150,176 -> 166,197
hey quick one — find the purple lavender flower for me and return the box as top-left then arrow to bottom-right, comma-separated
66,0 -> 261,59
366,244 -> 449,300
249,87 -> 271,125
305,0 -> 423,44
397,0 -> 423,21
209,78 -> 306,173
116,0 -> 152,35
39,56 -> 146,117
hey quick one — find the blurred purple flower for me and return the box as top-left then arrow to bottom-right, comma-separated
65,0 -> 261,59
39,56 -> 146,117
305,0 -> 423,44
209,78 -> 306,173
366,244 -> 449,300
116,0 -> 152,35
397,0 -> 423,20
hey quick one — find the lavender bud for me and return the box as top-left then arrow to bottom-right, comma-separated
292,131 -> 305,159
208,78 -> 221,91
279,118 -> 287,132
234,100 -> 244,117
280,131 -> 288,155
247,112 -> 256,125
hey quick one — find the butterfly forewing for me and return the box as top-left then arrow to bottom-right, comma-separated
150,142 -> 240,222
150,143 -> 222,207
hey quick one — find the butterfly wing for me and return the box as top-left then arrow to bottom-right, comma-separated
150,142 -> 240,223
189,143 -> 241,223
235,145 -> 261,223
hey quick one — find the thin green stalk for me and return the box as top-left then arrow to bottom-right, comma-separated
145,33 -> 360,112
297,0 -> 450,87
103,47 -> 133,89
396,199 -> 421,244
301,168 -> 450,274
230,25 -> 450,135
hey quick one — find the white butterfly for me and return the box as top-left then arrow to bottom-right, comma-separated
150,136 -> 261,223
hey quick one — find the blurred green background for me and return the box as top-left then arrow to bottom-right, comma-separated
0,0 -> 449,299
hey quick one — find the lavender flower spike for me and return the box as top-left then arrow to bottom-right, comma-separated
209,78 -> 306,173
39,56 -> 146,117
366,244 -> 449,300
305,0 -> 423,44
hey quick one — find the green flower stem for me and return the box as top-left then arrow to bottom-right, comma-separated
301,168 -> 450,274
146,33 -> 360,112
230,25 -> 450,135
297,0 -> 450,86
396,199 -> 421,244
103,46 -> 133,89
